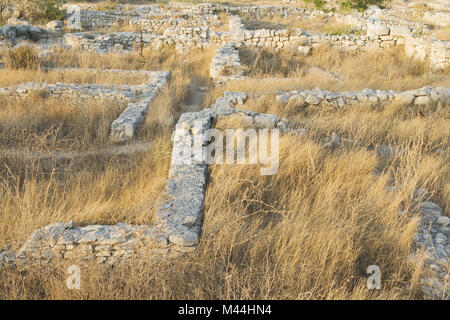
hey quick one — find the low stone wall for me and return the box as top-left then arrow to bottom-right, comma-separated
63,31 -> 211,53
166,2 -> 323,18
210,43 -> 246,83
412,195 -> 450,299
64,32 -> 150,52
80,11 -> 128,29
79,9 -> 221,31
5,222 -> 171,266
0,23 -> 53,43
228,18 -> 422,57
275,87 -> 450,108
110,71 -> 170,142
0,82 -> 136,101
130,14 -> 220,33
405,36 -> 450,71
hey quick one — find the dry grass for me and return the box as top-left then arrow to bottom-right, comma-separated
431,27 -> 450,42
240,95 -> 450,212
241,13 -> 358,35
0,131 -> 446,299
237,46 -> 450,91
0,135 -> 171,249
0,69 -> 150,87
0,95 -> 126,150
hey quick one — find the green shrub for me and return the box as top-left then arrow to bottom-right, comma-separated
302,0 -> 327,10
41,0 -> 65,21
340,0 -> 390,11
16,0 -> 65,23
6,46 -> 40,70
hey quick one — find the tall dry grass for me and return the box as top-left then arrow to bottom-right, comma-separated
0,132 -> 445,299
0,69 -> 150,87
241,94 -> 450,212
241,13 -> 355,35
0,95 -> 126,150
238,46 -> 450,91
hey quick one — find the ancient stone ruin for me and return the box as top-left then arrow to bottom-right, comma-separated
0,1 -> 448,299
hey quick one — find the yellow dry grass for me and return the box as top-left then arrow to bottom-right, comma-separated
1,131 -> 447,299
0,135 -> 171,249
0,95 -> 126,150
235,46 -> 449,92
431,27 -> 450,42
0,69 -> 149,87
241,13 -> 355,35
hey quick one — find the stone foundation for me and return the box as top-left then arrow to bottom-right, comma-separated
210,43 -> 246,83
110,71 -> 170,142
276,87 -> 450,108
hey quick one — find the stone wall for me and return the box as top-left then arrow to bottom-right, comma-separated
5,222 -> 171,266
210,43 -> 246,83
80,11 -> 128,29
63,30 -> 211,54
237,28 -> 403,52
412,194 -> 450,299
275,86 -> 450,108
405,36 -> 450,71
110,71 -> 170,142
130,15 -> 219,33
0,82 -> 136,101
79,9 -> 221,31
